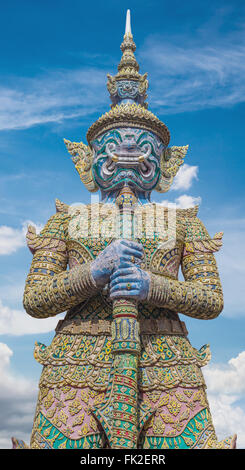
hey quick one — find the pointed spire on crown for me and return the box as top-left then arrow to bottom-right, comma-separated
125,9 -> 132,35
86,11 -> 170,149
107,10 -> 148,107
117,9 -> 140,79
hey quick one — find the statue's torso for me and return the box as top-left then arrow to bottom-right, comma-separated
35,203 -> 210,393
57,202 -> 187,335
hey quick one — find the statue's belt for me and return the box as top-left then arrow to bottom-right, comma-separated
55,315 -> 188,336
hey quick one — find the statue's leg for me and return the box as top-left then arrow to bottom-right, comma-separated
30,385 -> 107,449
139,386 -> 236,449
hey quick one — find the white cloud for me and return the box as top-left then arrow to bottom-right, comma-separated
0,68 -> 108,131
0,221 -> 42,255
0,226 -> 25,255
204,351 -> 245,395
0,343 -> 37,448
155,194 -> 201,209
171,164 -> 198,191
1,12 -> 245,132
207,394 -> 245,449
0,342 -> 244,449
0,299 -> 62,335
175,194 -> 201,209
203,351 -> 245,449
139,20 -> 245,113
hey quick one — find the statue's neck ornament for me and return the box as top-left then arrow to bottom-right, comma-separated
64,10 -> 188,201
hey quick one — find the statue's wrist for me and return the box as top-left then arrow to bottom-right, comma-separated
140,270 -> 151,301
147,272 -> 170,305
69,262 -> 98,298
90,260 -> 110,288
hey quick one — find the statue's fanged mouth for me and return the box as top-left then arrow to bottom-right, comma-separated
102,141 -> 155,180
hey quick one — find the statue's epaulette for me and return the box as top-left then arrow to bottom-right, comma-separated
185,232 -> 223,253
178,205 -> 224,253
55,198 -> 69,214
26,199 -> 70,254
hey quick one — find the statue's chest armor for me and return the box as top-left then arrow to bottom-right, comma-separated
67,203 -> 185,280
62,203 -> 187,324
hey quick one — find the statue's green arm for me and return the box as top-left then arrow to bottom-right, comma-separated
23,201 -> 98,318
147,214 -> 224,320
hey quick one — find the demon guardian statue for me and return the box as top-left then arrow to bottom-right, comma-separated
12,11 -> 237,450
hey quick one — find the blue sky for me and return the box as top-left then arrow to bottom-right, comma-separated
0,0 -> 245,448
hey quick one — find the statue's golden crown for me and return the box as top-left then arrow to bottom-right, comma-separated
86,102 -> 170,146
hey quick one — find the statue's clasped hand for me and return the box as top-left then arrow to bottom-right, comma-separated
109,264 -> 150,301
90,239 -> 150,301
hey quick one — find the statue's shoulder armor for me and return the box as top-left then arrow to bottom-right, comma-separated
176,206 -> 223,253
26,199 -> 70,254
176,205 -> 199,220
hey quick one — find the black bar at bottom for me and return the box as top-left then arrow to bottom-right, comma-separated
0,448 -> 244,466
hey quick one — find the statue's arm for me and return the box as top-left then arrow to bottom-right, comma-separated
147,217 -> 224,320
23,211 -> 98,319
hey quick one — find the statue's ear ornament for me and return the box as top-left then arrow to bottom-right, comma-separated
138,73 -> 148,98
156,145 -> 189,193
107,74 -> 117,97
64,139 -> 98,193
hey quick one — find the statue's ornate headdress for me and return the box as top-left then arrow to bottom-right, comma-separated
64,10 -> 188,193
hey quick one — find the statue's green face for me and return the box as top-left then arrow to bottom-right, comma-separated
91,128 -> 165,194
